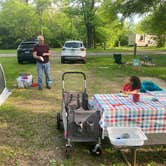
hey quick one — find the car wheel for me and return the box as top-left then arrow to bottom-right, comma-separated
18,59 -> 23,64
33,60 -> 36,64
61,57 -> 65,64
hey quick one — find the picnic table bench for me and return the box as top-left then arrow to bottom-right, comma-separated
90,91 -> 166,165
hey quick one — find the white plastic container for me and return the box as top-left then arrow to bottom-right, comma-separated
17,74 -> 33,88
107,127 -> 147,147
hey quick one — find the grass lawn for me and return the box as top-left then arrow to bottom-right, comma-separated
0,46 -> 165,54
0,49 -> 16,54
87,46 -> 166,53
0,55 -> 166,166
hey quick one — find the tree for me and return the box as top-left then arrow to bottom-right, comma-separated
117,0 -> 166,47
139,3 -> 166,46
118,0 -> 165,16
80,0 -> 96,48
68,0 -> 102,48
34,0 -> 53,35
94,0 -> 128,48
0,0 -> 40,48
0,0 -> 129,49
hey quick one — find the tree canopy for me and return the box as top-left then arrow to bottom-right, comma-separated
118,0 -> 166,46
0,0 -> 165,48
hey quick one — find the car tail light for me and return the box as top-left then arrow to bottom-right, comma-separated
80,48 -> 85,51
62,48 -> 66,51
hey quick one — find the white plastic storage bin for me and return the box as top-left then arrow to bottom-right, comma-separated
107,127 -> 147,147
17,74 -> 33,88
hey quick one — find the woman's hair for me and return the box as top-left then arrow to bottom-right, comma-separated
130,76 -> 141,90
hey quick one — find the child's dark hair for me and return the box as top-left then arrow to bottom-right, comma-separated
130,76 -> 141,90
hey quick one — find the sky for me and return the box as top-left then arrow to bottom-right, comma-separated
131,15 -> 144,24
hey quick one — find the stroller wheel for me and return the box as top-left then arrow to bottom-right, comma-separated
66,146 -> 72,159
89,145 -> 102,156
56,113 -> 61,130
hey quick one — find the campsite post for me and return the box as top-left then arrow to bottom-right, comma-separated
134,43 -> 137,56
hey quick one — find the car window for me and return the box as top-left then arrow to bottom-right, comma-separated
65,42 -> 81,48
20,43 -> 36,48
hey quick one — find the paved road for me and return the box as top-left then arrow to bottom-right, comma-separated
0,53 -> 16,57
0,50 -> 165,57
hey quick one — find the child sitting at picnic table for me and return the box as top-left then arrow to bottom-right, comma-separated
121,76 -> 141,94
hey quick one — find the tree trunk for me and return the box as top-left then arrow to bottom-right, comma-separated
86,23 -> 93,48
81,0 -> 96,48
93,26 -> 96,48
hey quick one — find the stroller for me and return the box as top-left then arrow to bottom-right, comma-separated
57,72 -> 102,158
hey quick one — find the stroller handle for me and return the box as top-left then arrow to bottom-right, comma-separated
62,72 -> 86,80
62,72 -> 87,91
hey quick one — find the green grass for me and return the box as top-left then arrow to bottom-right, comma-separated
87,46 -> 166,53
0,49 -> 16,54
0,46 -> 165,54
86,54 -> 166,81
0,55 -> 166,165
0,58 -> 36,87
87,47 -> 132,53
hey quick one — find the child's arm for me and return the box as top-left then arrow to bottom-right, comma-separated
127,89 -> 139,94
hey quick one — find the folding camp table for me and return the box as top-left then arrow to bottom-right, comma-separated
90,92 -> 166,165
114,133 -> 166,166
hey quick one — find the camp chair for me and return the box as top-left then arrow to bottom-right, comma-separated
132,59 -> 141,71
140,80 -> 163,93
140,55 -> 153,65
113,54 -> 125,65
0,64 -> 11,106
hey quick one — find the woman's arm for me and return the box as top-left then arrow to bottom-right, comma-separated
127,89 -> 139,94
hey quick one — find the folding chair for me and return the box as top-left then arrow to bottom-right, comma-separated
132,59 -> 141,71
113,54 -> 125,66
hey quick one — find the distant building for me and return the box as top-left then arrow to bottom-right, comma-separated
128,34 -> 157,46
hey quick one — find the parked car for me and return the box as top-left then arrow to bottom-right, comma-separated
61,41 -> 86,63
17,40 -> 38,64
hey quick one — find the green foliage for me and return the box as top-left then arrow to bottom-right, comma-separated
119,0 -> 164,16
139,3 -> 166,47
0,0 -> 131,48
0,0 -> 39,48
119,0 -> 166,47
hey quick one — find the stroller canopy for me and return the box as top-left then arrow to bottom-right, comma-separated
0,64 -> 11,106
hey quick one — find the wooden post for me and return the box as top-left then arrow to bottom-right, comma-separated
134,43 -> 137,56
103,42 -> 106,50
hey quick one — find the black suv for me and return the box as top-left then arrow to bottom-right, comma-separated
17,40 -> 38,64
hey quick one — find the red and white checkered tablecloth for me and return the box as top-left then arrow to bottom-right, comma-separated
90,92 -> 166,134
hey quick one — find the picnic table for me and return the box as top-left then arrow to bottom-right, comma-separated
90,91 -> 166,166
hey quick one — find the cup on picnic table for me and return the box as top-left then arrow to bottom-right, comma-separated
133,93 -> 140,102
